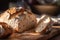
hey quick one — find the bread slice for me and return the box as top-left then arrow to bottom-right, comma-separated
35,15 -> 51,34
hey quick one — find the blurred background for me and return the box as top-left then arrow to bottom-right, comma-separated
0,0 -> 60,16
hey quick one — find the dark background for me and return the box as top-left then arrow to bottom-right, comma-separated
0,0 -> 17,11
0,0 -> 60,16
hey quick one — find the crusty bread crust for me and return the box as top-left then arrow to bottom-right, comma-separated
0,22 -> 12,38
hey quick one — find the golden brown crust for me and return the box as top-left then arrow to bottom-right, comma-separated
6,7 -> 17,15
0,22 -> 12,38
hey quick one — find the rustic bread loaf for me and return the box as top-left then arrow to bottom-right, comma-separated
0,7 -> 37,33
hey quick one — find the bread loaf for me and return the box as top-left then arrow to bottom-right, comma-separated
0,7 -> 37,33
